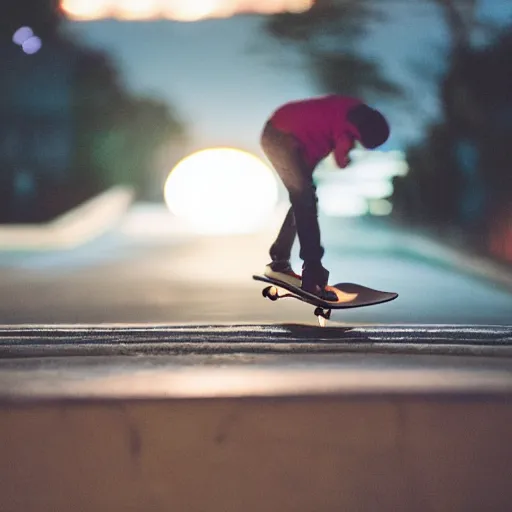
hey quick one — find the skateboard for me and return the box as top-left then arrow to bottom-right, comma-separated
253,274 -> 398,326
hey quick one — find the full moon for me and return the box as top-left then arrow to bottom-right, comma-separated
164,147 -> 279,234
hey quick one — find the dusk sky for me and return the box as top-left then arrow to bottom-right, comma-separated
62,0 -> 512,158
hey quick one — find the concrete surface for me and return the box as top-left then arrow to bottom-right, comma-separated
1,206 -> 511,512
2,391 -> 512,512
0,205 -> 511,325
0,324 -> 511,358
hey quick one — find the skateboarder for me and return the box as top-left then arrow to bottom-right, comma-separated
261,95 -> 390,300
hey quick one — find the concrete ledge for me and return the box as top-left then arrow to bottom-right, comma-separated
0,324 -> 511,358
0,186 -> 134,251
2,323 -> 511,511
1,394 -> 512,512
1,358 -> 512,401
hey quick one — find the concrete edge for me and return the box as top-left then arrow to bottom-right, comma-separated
2,366 -> 512,403
0,185 -> 134,251
0,324 -> 510,358
2,342 -> 512,359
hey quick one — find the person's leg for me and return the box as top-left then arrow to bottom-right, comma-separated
260,122 -> 335,299
261,121 -> 302,274
268,206 -> 296,270
260,123 -> 301,285
287,177 -> 333,298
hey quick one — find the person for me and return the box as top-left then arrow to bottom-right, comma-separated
260,95 -> 390,300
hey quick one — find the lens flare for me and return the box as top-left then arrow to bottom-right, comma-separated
164,148 -> 278,234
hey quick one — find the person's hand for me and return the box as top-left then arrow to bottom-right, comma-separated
338,155 -> 351,168
334,134 -> 355,168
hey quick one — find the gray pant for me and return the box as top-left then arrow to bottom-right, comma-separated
260,121 -> 324,265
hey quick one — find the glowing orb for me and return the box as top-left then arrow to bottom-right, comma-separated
22,37 -> 42,55
164,148 -> 279,235
13,26 -> 33,45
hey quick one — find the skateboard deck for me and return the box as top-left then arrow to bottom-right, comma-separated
253,274 -> 398,325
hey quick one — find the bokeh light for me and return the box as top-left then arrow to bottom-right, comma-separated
317,189 -> 369,217
164,148 -> 278,234
369,199 -> 393,216
22,37 -> 42,55
12,26 -> 33,46
317,150 -> 409,217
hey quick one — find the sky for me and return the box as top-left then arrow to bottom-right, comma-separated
62,0 -> 512,158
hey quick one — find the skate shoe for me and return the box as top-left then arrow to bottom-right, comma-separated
301,262 -> 338,302
264,261 -> 302,287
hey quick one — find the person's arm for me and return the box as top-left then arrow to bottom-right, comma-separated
333,136 -> 352,168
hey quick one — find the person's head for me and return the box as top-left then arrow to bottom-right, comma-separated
347,104 -> 390,149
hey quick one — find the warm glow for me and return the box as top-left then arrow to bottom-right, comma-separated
61,0 -> 111,20
164,148 -> 278,234
60,0 -> 314,21
115,0 -> 161,20
165,0 -> 224,22
288,0 -> 313,13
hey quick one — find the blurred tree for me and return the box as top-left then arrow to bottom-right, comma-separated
261,0 -> 402,100
392,0 -> 512,262
431,0 -> 477,50
0,0 -> 186,222
72,47 -> 186,200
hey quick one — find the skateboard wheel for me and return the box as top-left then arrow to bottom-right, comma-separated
262,286 -> 278,301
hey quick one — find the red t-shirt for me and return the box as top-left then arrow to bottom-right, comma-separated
269,95 -> 362,170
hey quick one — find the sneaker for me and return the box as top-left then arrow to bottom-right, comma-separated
301,262 -> 337,301
264,261 -> 302,287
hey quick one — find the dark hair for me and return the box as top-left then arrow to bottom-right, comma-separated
347,104 -> 390,149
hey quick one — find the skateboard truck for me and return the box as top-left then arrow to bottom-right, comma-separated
263,285 -> 332,326
314,307 -> 331,327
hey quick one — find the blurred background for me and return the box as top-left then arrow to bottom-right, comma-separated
0,0 -> 511,325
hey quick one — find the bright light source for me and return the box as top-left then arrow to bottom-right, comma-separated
115,0 -> 161,20
357,180 -> 394,199
165,0 -> 223,21
317,188 -> 368,217
61,0 -> 111,20
315,150 -> 409,217
347,149 -> 409,179
288,0 -> 313,13
60,0 -> 314,20
369,199 -> 393,216
164,148 -> 278,234
12,26 -> 34,46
